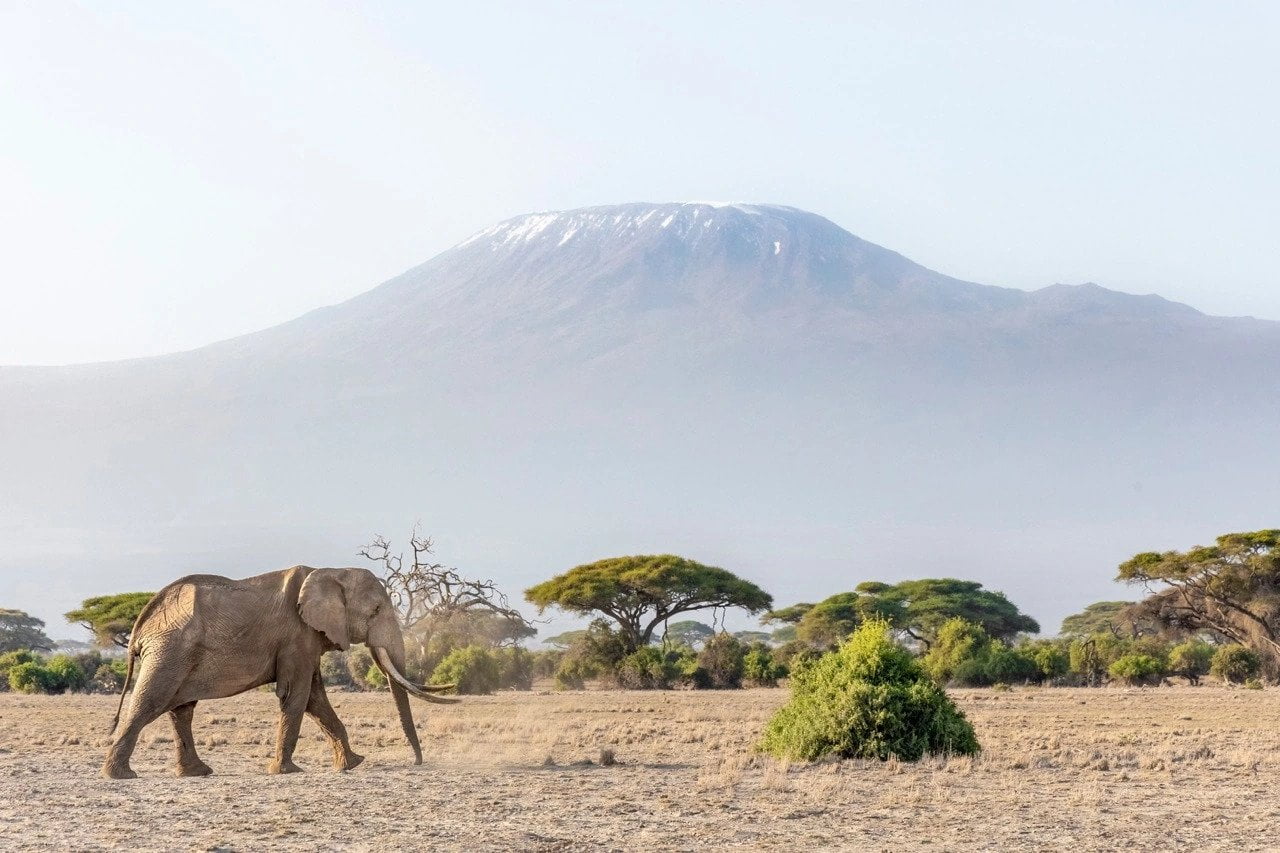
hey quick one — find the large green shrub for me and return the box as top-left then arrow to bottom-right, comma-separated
615,646 -> 677,689
43,655 -> 86,692
1211,644 -> 1261,685
494,646 -> 534,690
1167,640 -> 1214,685
1108,653 -> 1164,686
696,633 -> 746,689
1068,633 -> 1125,686
0,650 -> 36,692
743,643 -> 784,687
759,620 -> 980,762
921,618 -> 992,685
982,645 -> 1040,685
90,662 -> 126,693
8,661 -> 59,694
1019,640 -> 1070,683
431,645 -> 500,694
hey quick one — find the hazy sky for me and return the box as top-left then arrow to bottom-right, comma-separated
2,2 -> 1277,365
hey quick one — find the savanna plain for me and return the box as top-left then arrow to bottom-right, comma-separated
1,686 -> 1276,851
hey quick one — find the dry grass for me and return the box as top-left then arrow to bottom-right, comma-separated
0,686 -> 1278,850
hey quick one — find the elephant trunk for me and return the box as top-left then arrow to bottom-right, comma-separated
371,639 -> 458,767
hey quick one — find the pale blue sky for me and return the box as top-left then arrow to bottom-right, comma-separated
2,2 -> 1277,364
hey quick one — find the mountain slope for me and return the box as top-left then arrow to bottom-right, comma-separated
2,202 -> 1277,634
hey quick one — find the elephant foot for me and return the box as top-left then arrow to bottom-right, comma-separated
268,760 -> 303,775
175,760 -> 213,777
102,763 -> 138,780
337,752 -> 364,772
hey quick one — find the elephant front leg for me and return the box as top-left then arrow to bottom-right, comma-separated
306,671 -> 363,771
269,675 -> 311,775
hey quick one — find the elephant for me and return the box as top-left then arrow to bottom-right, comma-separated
102,565 -> 456,779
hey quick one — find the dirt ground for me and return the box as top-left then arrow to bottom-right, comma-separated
1,686 -> 1278,851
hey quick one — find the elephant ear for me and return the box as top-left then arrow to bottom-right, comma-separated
298,569 -> 350,650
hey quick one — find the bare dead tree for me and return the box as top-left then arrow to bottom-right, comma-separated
359,526 -> 535,662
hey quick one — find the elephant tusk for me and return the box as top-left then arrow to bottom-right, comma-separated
372,647 -> 459,704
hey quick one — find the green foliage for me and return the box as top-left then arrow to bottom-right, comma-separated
982,645 -> 1040,685
44,655 -> 87,692
1059,601 -> 1144,639
1211,644 -> 1261,685
364,664 -> 387,689
733,631 -> 773,646
1068,633 -> 1125,686
1108,654 -> 1165,686
759,620 -> 980,762
1118,530 -> 1280,676
531,649 -> 562,680
525,554 -> 773,652
1167,640 -> 1215,685
8,661 -> 54,693
696,633 -> 746,689
1019,640 -> 1070,682
494,646 -> 534,690
615,646 -> 678,689
663,620 -> 715,649
431,645 -> 501,694
90,662 -> 126,693
771,639 -> 815,672
921,618 -> 992,685
65,593 -> 154,649
0,609 -> 53,653
552,619 -> 629,689
320,651 -> 355,688
743,643 -> 784,687
542,630 -> 589,650
854,579 -> 1039,646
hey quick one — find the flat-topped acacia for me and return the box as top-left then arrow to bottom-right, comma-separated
525,555 -> 772,652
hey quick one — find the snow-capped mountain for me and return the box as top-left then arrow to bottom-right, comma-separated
2,202 -> 1277,633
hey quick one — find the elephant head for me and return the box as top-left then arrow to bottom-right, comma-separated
298,566 -> 454,765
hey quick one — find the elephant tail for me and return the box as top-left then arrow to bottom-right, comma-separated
108,649 -> 138,736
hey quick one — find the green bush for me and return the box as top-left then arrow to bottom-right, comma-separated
615,646 -> 677,689
494,646 -> 534,691
8,661 -> 59,694
1167,640 -> 1215,685
320,651 -> 355,688
1108,654 -> 1164,686
982,646 -> 1040,685
1211,644 -> 1261,685
922,619 -> 992,685
90,662 -> 126,693
0,650 -> 36,692
44,655 -> 87,692
696,633 -> 746,689
1020,640 -> 1070,683
531,649 -> 562,680
743,643 -> 784,687
364,664 -> 388,689
431,645 -> 500,695
1068,633 -> 1125,687
759,620 -> 980,762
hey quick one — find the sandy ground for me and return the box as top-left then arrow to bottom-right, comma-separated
1,686 -> 1278,851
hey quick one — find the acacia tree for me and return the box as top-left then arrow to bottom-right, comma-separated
854,579 -> 1039,648
663,620 -> 715,649
64,593 -> 153,648
360,529 -> 534,667
525,554 -> 773,653
0,608 -> 53,652
1059,601 -> 1145,639
764,592 -> 904,650
1118,529 -> 1280,674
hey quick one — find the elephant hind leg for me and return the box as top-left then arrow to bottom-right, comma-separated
102,661 -> 181,779
170,701 -> 213,777
306,672 -> 363,771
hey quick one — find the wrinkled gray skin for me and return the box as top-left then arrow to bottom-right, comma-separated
101,566 -> 455,779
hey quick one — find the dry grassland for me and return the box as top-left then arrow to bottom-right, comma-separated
1,686 -> 1278,851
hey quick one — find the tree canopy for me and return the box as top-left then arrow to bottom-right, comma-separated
765,591 -> 902,650
663,620 -> 715,648
0,609 -> 53,652
525,555 -> 772,652
64,592 -> 153,648
1118,529 -> 1280,673
1058,601 -> 1144,638
854,579 -> 1039,647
